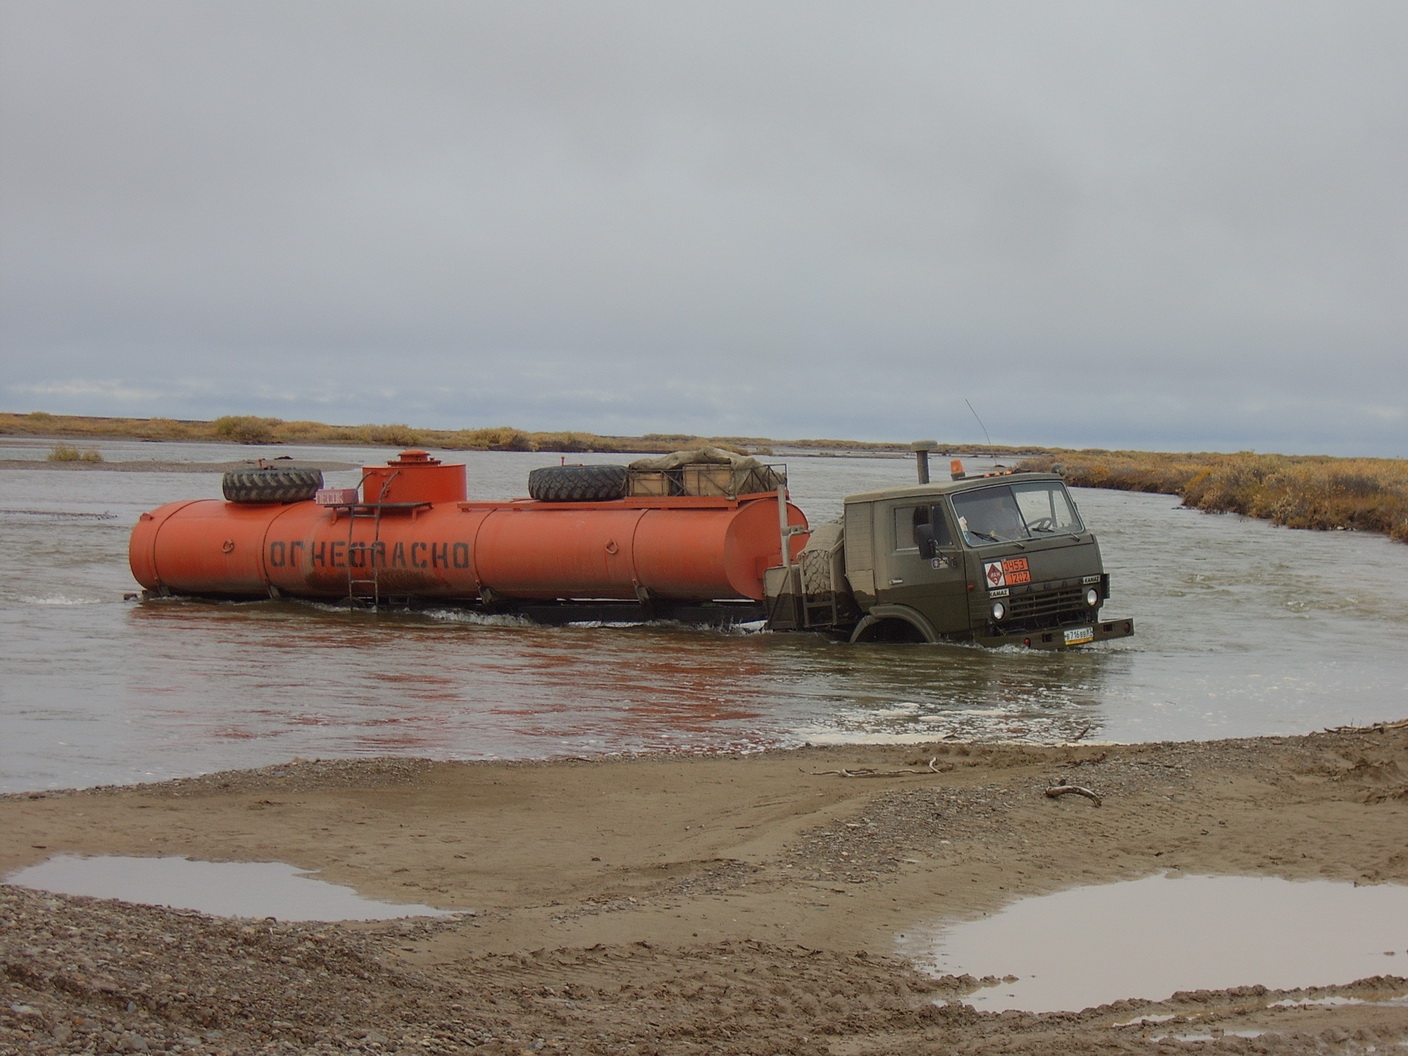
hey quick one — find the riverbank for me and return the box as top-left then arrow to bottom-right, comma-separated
4,727 -> 1406,1054
8,412 -> 1406,542
1018,450 -> 1408,543
1,411 -> 924,457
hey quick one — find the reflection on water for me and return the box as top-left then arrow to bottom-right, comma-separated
119,597 -> 1115,757
3,441 -> 1407,792
898,875 -> 1408,1012
6,855 -> 458,920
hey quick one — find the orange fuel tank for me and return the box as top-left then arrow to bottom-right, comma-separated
129,454 -> 808,606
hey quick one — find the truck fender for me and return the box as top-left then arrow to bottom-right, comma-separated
848,605 -> 940,644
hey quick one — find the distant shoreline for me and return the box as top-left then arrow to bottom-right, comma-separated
4,412 -> 1403,541
0,410 -> 1048,458
0,458 -> 363,473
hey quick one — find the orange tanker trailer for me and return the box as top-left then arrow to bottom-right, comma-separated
129,449 -> 810,625
129,444 -> 1134,647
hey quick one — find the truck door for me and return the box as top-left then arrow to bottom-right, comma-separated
879,501 -> 968,634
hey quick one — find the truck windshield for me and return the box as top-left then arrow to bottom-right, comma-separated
950,481 -> 1084,546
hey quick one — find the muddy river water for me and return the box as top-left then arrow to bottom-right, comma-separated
3,438 -> 1406,793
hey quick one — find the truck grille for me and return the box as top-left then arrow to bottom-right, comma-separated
1004,585 -> 1090,628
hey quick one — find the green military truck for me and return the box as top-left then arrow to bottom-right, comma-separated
765,444 -> 1134,648
131,442 -> 1132,649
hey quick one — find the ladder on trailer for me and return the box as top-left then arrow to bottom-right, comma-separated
327,472 -> 432,610
344,471 -> 394,609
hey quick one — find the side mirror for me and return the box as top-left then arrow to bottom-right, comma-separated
915,523 -> 937,560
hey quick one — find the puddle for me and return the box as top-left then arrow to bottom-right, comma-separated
1270,994 -> 1408,1009
5,855 -> 462,921
898,875 -> 1408,1012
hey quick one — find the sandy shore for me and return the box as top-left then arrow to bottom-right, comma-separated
3,727 -> 1406,1054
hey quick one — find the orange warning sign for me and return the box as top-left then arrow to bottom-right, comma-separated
985,557 -> 1032,590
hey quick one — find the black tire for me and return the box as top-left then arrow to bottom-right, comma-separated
222,467 -> 325,503
527,464 -> 629,502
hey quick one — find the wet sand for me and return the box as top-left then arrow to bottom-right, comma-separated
3,726 -> 1406,1054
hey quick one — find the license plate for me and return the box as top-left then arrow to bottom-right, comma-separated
1064,626 -> 1094,645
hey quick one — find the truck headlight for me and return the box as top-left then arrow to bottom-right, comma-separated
1085,587 -> 1100,607
991,601 -> 1006,621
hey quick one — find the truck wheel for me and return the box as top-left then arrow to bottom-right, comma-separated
850,613 -> 934,644
528,464 -> 629,502
222,467 -> 325,503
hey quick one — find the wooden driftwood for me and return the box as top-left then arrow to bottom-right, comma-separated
1044,784 -> 1102,807
811,757 -> 945,778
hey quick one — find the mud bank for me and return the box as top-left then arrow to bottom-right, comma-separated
3,727 -> 1406,1054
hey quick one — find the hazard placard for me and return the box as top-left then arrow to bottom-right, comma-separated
985,557 -> 1032,591
984,561 -> 1005,589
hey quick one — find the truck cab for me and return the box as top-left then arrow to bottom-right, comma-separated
767,462 -> 1134,648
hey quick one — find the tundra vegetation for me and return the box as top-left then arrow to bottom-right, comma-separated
44,441 -> 103,462
4,412 -> 1404,542
3,411 -> 781,456
1018,450 -> 1408,544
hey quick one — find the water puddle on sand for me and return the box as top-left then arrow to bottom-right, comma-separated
5,855 -> 461,921
897,875 -> 1408,1013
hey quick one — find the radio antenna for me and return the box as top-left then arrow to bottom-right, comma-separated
965,398 -> 992,448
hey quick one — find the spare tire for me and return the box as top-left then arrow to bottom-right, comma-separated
527,464 -> 629,502
222,467 -> 325,503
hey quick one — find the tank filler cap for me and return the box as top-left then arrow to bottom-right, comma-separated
389,449 -> 441,466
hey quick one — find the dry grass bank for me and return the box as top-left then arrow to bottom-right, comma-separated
0,411 -> 1067,458
2,411 -> 917,457
0,411 -> 711,454
1019,450 -> 1408,543
7,412 -> 1405,542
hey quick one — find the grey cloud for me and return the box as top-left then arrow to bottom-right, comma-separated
2,1 -> 1404,455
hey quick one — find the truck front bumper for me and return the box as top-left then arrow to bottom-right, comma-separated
976,616 -> 1135,650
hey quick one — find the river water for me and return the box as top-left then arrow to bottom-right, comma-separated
3,438 -> 1406,793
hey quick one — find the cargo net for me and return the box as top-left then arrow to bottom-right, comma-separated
627,448 -> 785,498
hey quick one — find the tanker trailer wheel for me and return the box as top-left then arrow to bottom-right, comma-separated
527,464 -> 629,502
222,466 -> 325,503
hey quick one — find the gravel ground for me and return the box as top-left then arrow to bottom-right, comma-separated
4,728 -> 1407,1054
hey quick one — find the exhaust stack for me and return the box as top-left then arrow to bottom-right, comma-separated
910,440 -> 938,484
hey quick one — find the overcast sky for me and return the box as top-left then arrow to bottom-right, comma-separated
2,2 -> 1404,456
